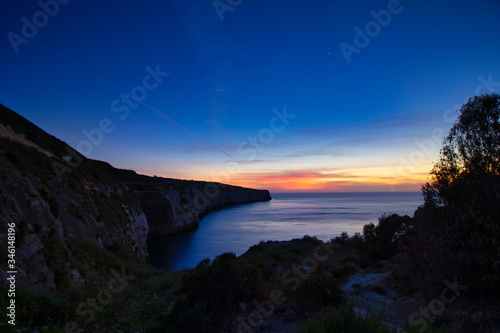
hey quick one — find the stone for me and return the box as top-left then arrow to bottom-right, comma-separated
284,308 -> 297,319
239,303 -> 247,311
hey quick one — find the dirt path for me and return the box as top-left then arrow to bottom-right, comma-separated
341,263 -> 424,332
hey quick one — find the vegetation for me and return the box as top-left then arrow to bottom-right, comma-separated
0,241 -> 182,333
317,94 -> 500,331
410,93 -> 500,299
2,95 -> 499,331
298,304 -> 452,333
362,214 -> 413,260
151,237 -> 347,332
340,94 -> 500,300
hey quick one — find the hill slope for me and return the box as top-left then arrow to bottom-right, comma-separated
0,104 -> 271,295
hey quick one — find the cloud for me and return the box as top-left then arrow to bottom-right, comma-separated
220,163 -> 429,192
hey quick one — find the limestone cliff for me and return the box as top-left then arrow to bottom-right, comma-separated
116,171 -> 272,237
0,105 -> 150,292
0,104 -> 271,293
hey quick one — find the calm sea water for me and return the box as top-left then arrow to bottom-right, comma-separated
147,192 -> 422,270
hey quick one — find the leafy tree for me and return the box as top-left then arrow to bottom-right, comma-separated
415,93 -> 500,299
423,93 -> 500,205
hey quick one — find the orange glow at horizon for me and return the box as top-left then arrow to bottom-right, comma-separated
228,175 -> 426,192
148,167 -> 431,192
144,154 -> 435,192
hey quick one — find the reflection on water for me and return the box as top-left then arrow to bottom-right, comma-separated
147,192 -> 422,270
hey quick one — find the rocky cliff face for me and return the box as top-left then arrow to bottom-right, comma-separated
134,185 -> 271,238
0,104 -> 271,293
111,167 -> 271,238
0,118 -> 150,292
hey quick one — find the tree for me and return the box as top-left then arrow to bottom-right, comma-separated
423,93 -> 500,205
417,93 -> 500,299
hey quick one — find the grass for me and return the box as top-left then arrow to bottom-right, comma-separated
1,137 -> 55,183
298,304 -> 453,333
0,290 -> 74,332
6,240 -> 183,332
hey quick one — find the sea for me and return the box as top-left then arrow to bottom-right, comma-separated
147,192 -> 423,271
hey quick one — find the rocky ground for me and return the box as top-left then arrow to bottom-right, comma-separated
341,257 -> 500,333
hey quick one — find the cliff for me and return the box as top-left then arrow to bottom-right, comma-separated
113,168 -> 271,237
0,104 -> 271,294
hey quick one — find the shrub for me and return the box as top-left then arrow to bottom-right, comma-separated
410,94 -> 500,299
292,276 -> 344,309
362,214 -> 413,260
157,252 -> 273,332
298,304 -> 452,333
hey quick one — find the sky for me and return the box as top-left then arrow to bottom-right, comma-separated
1,0 -> 500,192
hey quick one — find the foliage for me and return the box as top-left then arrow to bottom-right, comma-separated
154,251 -> 272,332
0,289 -> 73,331
410,93 -> 500,299
362,214 -> 413,260
293,275 -> 343,308
155,237 -> 348,332
423,93 -> 500,206
298,304 -> 452,333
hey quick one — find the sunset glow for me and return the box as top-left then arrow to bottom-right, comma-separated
2,0 -> 499,192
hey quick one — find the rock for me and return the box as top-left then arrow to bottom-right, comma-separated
70,268 -> 83,289
367,284 -> 388,295
378,260 -> 392,269
0,104 -> 272,296
17,234 -> 44,260
296,264 -> 314,275
284,308 -> 297,319
239,303 -> 247,311
345,262 -> 364,274
141,186 -> 271,238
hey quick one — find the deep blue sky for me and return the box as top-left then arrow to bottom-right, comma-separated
1,0 -> 500,191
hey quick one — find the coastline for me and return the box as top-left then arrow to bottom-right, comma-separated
148,191 -> 421,271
